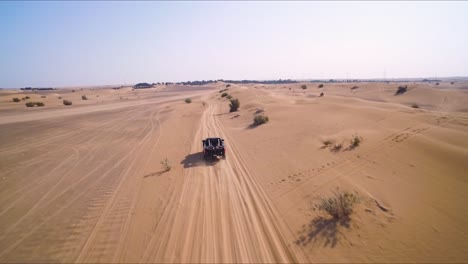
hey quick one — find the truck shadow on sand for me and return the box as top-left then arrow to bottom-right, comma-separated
181,152 -> 220,168
295,216 -> 351,248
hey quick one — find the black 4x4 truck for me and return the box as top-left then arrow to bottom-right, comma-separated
202,137 -> 225,160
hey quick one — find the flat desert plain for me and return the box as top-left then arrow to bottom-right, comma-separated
0,82 -> 467,263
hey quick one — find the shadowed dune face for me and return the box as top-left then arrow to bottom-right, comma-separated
0,82 -> 467,263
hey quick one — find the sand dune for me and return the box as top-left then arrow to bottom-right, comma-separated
0,82 -> 467,262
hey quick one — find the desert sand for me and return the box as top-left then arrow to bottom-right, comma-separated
0,82 -> 467,263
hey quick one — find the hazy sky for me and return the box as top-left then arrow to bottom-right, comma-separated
1,1 -> 467,87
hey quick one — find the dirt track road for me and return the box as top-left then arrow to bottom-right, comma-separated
140,101 -> 303,263
0,92 -> 302,263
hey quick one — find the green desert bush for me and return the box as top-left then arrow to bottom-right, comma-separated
185,98 -> 192,103
25,102 -> 44,107
63,100 -> 73,106
81,95 -> 88,100
221,92 -> 229,97
226,84 -> 231,88
301,84 -> 307,89
318,84 -> 324,88
229,98 -> 240,112
331,143 -> 343,152
25,96 -> 30,99
317,190 -> 360,219
12,98 -> 20,102
161,158 -> 171,172
395,85 -> 407,95
253,114 -> 269,126
226,95 -> 233,99
349,135 -> 362,149
322,139 -> 334,148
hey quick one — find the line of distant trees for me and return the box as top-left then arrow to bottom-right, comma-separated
20,87 -> 55,91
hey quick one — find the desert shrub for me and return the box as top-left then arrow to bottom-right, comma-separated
185,98 -> 192,103
349,135 -> 362,149
450,82 -> 454,84
322,139 -> 334,148
63,100 -> 73,106
395,85 -> 407,95
41,95 -> 46,98
411,104 -> 420,108
226,95 -> 233,99
202,102 -> 206,106
351,86 -> 359,90
320,92 -> 324,97
161,158 -> 171,172
289,87 -> 292,90
219,88 -> 228,93
253,114 -> 269,126
318,84 -> 324,88
81,95 -> 88,100
221,92 -> 229,97
301,84 -> 307,89
331,143 -> 343,152
25,96 -> 30,99
226,84 -> 231,88
317,190 -> 360,219
229,98 -> 240,112
12,98 -> 20,102
25,102 -> 44,107
72,89 -> 75,92
58,96 -> 62,99
435,82 -> 440,85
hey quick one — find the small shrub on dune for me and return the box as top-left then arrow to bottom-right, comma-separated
301,84 -> 307,89
316,190 -> 360,220
411,104 -> 420,109
331,143 -> 343,152
221,92 -> 229,97
72,90 -> 75,93
25,96 -> 30,99
450,82 -> 454,85
351,86 -> 359,90
25,102 -> 44,107
63,100 -> 72,106
229,98 -> 240,112
161,158 -> 171,172
226,84 -> 231,88
322,139 -> 334,148
253,115 -> 269,126
41,95 -> 46,98
435,82 -> 440,86
320,92 -> 324,97
318,84 -> 324,88
58,96 -> 62,99
395,85 -> 407,95
226,95 -> 233,99
82,95 -> 88,100
12,98 -> 20,102
185,98 -> 192,103
349,135 -> 362,149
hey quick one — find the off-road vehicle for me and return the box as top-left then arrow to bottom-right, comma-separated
202,137 -> 225,160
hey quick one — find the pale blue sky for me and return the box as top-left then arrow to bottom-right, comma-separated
1,1 -> 467,88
